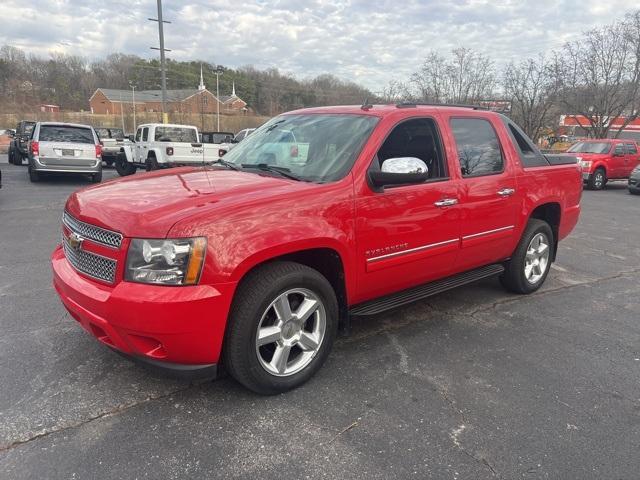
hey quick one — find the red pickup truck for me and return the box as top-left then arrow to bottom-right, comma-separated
566,138 -> 640,190
52,104 -> 582,394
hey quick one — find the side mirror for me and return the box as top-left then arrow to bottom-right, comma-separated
8,131 -> 15,138
369,157 -> 429,189
128,134 -> 135,142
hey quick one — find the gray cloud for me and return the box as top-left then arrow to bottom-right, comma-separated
1,0 -> 637,90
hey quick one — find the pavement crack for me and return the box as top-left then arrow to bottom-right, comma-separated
0,383 -> 197,452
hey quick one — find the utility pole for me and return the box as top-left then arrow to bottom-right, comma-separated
119,91 -> 125,132
149,0 -> 171,124
129,83 -> 137,132
214,66 -> 223,131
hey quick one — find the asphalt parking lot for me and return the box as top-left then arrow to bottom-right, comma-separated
1,156 -> 639,479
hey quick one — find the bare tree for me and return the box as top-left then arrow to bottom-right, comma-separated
503,55 -> 557,142
552,13 -> 640,138
410,48 -> 496,104
379,79 -> 412,103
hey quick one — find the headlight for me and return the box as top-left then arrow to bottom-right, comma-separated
125,238 -> 206,285
579,159 -> 592,168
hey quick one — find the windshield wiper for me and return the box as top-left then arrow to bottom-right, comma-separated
210,159 -> 241,171
241,163 -> 304,181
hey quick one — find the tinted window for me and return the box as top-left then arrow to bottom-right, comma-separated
625,143 -> 638,155
451,118 -> 504,177
374,117 -> 447,180
95,128 -> 110,139
142,127 -> 149,142
154,127 -> 198,143
39,126 -> 94,144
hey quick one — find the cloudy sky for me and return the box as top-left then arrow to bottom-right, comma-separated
1,0 -> 638,90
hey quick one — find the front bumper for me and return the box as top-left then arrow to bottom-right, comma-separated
51,245 -> 237,375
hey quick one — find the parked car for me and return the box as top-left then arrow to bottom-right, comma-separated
629,164 -> 640,194
95,127 -> 131,167
28,122 -> 102,183
8,120 -> 36,165
200,131 -> 237,157
116,123 -> 222,176
52,104 -> 582,394
566,139 -> 640,190
234,128 -> 255,142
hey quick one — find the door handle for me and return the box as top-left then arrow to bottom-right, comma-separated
434,198 -> 458,207
497,188 -> 515,197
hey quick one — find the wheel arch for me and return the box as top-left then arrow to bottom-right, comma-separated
231,246 -> 350,331
529,202 -> 561,261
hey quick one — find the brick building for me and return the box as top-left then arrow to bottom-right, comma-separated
89,69 -> 248,115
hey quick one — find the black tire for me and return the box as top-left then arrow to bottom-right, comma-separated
223,261 -> 339,395
115,155 -> 136,176
14,151 -> 23,166
587,167 -> 606,190
500,219 -> 554,294
630,189 -> 640,195
8,146 -> 15,164
91,170 -> 102,183
145,156 -> 159,171
28,167 -> 39,183
104,159 -> 114,167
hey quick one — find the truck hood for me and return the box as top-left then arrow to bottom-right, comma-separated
65,167 -> 311,238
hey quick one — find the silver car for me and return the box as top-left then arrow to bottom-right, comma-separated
28,122 -> 102,183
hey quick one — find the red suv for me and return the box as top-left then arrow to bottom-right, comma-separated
567,139 -> 640,190
52,104 -> 582,394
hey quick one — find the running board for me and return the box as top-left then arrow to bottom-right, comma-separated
349,264 -> 505,316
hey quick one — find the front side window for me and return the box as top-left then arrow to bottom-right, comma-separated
373,117 -> 447,180
39,126 -> 94,144
451,118 -> 504,177
135,128 -> 142,142
614,144 -> 624,155
154,127 -> 198,143
142,127 -> 149,142
223,114 -> 379,183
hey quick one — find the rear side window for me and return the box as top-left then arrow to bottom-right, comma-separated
625,143 -> 638,155
451,118 -> 504,177
154,127 -> 198,143
39,126 -> 94,144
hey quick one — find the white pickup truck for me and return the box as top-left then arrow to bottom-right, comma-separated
115,123 -> 222,176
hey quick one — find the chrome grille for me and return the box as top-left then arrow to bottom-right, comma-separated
62,236 -> 117,283
63,211 -> 123,249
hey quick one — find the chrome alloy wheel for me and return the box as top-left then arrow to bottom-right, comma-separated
594,171 -> 604,189
524,232 -> 550,284
255,288 -> 326,377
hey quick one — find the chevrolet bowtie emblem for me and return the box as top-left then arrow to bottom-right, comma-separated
68,232 -> 84,251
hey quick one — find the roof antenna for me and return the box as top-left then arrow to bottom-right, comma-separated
361,97 -> 373,111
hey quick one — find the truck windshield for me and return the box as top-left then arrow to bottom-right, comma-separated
110,128 -> 124,138
155,127 -> 198,143
567,142 -> 611,154
39,126 -> 94,144
223,114 -> 379,182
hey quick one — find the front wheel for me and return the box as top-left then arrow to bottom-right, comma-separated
223,261 -> 338,395
115,154 -> 136,176
500,219 -> 553,294
587,168 -> 606,190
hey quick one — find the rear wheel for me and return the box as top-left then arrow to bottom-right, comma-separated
223,261 -> 338,395
28,167 -> 39,183
115,154 -> 136,176
14,151 -> 23,166
500,219 -> 553,294
587,167 -> 606,190
145,156 -> 159,171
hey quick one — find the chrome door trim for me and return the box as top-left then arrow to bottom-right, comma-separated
367,238 -> 459,263
462,225 -> 514,240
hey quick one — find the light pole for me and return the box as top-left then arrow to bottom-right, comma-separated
130,83 -> 137,132
149,0 -> 171,123
214,66 -> 223,131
